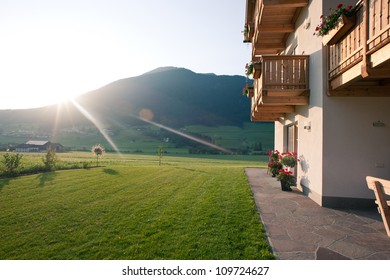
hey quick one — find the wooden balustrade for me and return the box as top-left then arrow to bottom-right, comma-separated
250,55 -> 309,121
328,0 -> 390,94
261,55 -> 309,94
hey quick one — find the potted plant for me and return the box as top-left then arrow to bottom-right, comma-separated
243,24 -> 250,43
268,150 -> 282,177
313,3 -> 357,45
280,152 -> 299,168
245,61 -> 262,79
242,84 -> 254,97
268,160 -> 283,177
277,168 -> 297,191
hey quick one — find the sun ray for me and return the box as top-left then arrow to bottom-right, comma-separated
70,99 -> 121,154
137,115 -> 232,154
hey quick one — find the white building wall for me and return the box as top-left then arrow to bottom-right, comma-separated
273,0 -> 389,208
321,0 -> 390,207
275,0 -> 325,204
323,97 -> 390,203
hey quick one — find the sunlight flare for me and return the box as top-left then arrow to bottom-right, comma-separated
137,113 -> 232,154
70,99 -> 121,154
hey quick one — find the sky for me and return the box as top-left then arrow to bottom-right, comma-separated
0,0 -> 250,109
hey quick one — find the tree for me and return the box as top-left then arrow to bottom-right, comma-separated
91,144 -> 105,167
156,145 -> 164,166
42,149 -> 57,171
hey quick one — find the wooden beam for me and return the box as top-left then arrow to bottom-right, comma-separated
258,24 -> 294,33
251,114 -> 280,121
252,118 -> 279,122
254,42 -> 285,49
256,105 -> 295,113
262,95 -> 309,105
328,86 -> 390,97
253,43 -> 285,54
363,68 -> 390,79
263,0 -> 308,8
253,112 -> 285,118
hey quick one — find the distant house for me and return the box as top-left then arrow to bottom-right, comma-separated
14,141 -> 64,153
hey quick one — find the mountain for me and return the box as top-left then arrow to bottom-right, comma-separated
0,67 -> 273,153
73,67 -> 251,127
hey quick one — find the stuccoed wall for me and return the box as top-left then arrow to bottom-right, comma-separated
275,0 -> 325,205
323,97 -> 390,203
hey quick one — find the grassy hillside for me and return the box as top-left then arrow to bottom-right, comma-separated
0,153 -> 274,260
0,68 -> 274,154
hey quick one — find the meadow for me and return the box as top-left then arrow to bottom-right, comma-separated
0,152 -> 274,260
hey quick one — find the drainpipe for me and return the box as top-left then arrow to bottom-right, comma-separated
361,0 -> 370,78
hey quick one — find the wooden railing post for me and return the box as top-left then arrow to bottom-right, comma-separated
361,0 -> 370,77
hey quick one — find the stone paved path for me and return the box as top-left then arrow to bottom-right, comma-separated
245,168 -> 390,260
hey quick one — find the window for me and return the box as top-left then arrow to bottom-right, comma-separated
286,123 -> 298,153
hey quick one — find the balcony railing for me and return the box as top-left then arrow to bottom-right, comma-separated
260,55 -> 309,93
328,0 -> 390,95
251,55 -> 309,121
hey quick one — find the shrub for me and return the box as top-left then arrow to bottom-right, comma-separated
1,153 -> 23,176
42,149 -> 57,171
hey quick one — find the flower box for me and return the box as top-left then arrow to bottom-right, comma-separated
322,14 -> 356,46
247,87 -> 254,98
243,31 -> 250,43
242,85 -> 254,97
253,63 -> 262,79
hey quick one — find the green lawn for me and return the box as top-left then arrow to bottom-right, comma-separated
0,153 -> 274,260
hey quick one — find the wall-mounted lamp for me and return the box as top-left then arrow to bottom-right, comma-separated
304,18 -> 311,30
373,120 -> 385,127
303,121 -> 311,131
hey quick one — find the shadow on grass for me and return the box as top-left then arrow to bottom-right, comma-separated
0,178 -> 11,191
37,172 -> 57,187
174,167 -> 207,173
103,168 -> 119,175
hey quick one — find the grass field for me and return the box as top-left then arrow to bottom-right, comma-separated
0,152 -> 274,260
0,122 -> 274,155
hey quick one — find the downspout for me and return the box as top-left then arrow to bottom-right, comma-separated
361,0 -> 370,77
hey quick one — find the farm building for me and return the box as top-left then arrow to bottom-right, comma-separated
14,141 -> 64,153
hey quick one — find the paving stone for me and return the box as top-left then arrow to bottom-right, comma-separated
323,224 -> 360,236
316,247 -> 350,260
332,220 -> 378,234
313,227 -> 348,241
328,240 -> 374,259
260,213 -> 276,223
276,252 -> 316,260
263,224 -> 289,236
271,238 -> 317,253
286,228 -> 323,244
343,233 -> 390,251
295,214 -> 335,226
365,252 -> 390,260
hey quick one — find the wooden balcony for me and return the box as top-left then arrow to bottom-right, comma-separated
251,55 -> 309,121
328,0 -> 390,96
245,0 -> 308,55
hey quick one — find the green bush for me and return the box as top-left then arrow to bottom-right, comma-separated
42,149 -> 57,171
1,153 -> 23,176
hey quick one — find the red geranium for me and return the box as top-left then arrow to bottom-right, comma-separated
313,3 -> 357,37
